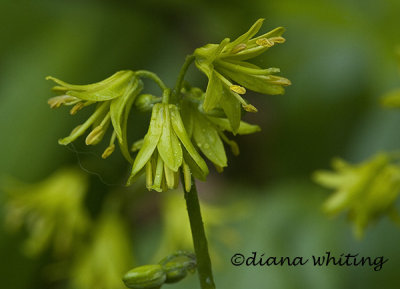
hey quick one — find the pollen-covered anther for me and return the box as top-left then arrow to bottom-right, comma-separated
85,125 -> 105,145
269,36 -> 286,44
101,144 -> 115,159
70,102 -> 85,115
256,38 -> 274,47
230,43 -> 247,54
230,85 -> 246,95
267,75 -> 292,86
243,104 -> 258,113
48,95 -> 76,109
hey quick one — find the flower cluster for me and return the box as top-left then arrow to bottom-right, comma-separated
46,19 -> 289,193
313,153 -> 400,237
194,18 -> 290,132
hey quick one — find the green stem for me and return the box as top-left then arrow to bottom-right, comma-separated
136,70 -> 168,91
183,177 -> 216,289
172,55 -> 195,102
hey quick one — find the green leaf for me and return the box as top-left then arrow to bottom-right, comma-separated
157,104 -> 183,172
193,112 -> 227,167
128,104 -> 163,184
170,105 -> 209,177
203,70 -> 222,112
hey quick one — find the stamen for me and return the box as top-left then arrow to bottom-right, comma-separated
266,75 -> 291,86
85,125 -> 104,145
164,164 -> 176,189
243,104 -> 258,112
269,36 -> 286,44
70,102 -> 85,115
145,161 -> 153,189
230,85 -> 246,95
101,144 -> 115,159
256,38 -> 274,47
183,161 -> 192,192
230,43 -> 247,54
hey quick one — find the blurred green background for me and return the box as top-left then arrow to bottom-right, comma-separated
1,0 -> 400,288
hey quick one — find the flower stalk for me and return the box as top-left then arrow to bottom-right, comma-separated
182,176 -> 216,289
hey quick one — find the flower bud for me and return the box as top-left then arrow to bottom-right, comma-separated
123,265 -> 166,289
135,94 -> 159,112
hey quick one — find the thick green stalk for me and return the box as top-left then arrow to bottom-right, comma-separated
183,177 -> 216,289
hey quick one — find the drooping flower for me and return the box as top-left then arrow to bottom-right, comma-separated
194,18 -> 291,133
47,70 -> 143,161
128,103 -> 208,192
2,168 -> 90,257
313,153 -> 400,238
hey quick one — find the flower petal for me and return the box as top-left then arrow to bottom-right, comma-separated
157,104 -> 183,172
170,105 -> 209,177
193,112 -> 227,167
128,104 -> 163,184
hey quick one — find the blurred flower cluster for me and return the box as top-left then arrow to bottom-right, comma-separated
2,169 -> 133,289
313,154 -> 400,238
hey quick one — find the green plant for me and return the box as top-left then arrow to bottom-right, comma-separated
45,19 -> 290,289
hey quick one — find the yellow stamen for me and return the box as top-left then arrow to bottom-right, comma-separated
256,38 -> 274,47
183,161 -> 192,192
145,161 -> 153,189
231,43 -> 247,54
269,36 -> 286,44
266,75 -> 291,86
85,125 -> 104,145
164,164 -> 176,189
230,85 -> 246,95
101,144 -> 115,159
243,104 -> 258,112
70,102 -> 85,115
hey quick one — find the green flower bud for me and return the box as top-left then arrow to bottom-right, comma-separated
135,94 -> 161,112
159,252 -> 197,284
123,265 -> 166,289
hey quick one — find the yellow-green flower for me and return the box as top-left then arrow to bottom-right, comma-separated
313,153 -> 400,238
2,168 -> 90,257
128,103 -> 208,192
194,18 -> 290,133
47,70 -> 143,161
